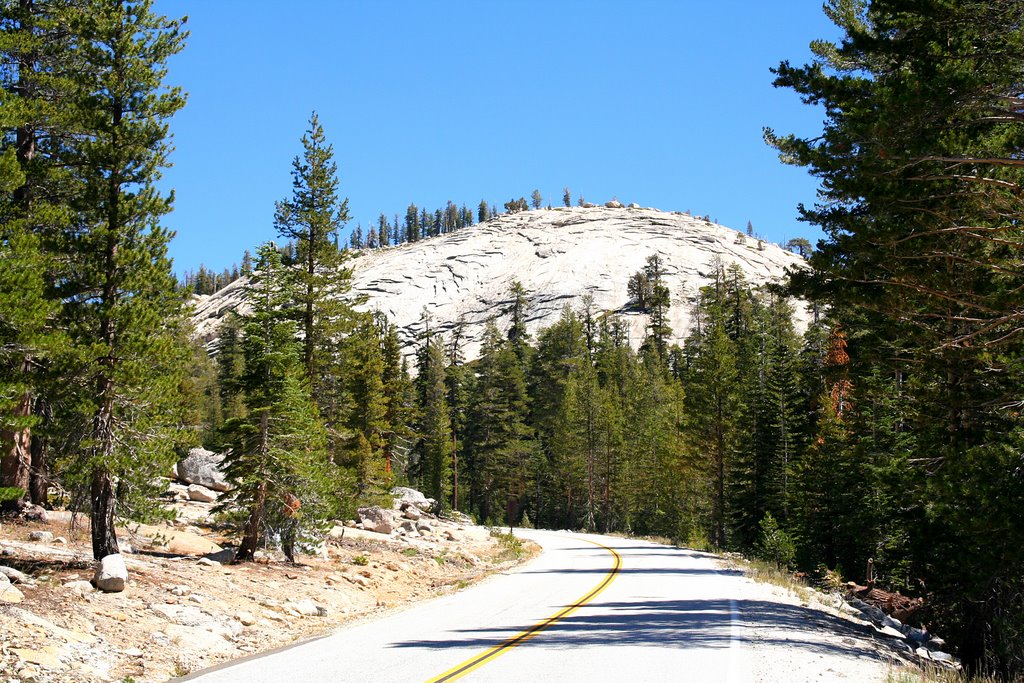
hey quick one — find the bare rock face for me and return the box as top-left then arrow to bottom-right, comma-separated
190,207 -> 809,363
94,553 -> 127,593
176,448 -> 232,492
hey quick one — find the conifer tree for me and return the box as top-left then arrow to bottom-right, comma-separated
562,187 -> 571,207
0,0 -> 79,508
219,244 -> 332,562
55,0 -> 190,559
273,112 -> 353,392
415,325 -> 452,507
530,189 -> 542,210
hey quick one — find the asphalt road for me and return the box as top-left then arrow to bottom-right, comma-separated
184,529 -> 889,682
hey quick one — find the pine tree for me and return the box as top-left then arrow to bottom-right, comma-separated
530,189 -> 542,210
0,0 -> 78,508
219,244 -> 332,562
338,316 -> 391,507
562,187 -> 571,207
273,112 -> 354,392
415,326 -> 452,507
57,0 -> 190,559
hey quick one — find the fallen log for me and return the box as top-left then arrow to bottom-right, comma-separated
845,580 -> 924,622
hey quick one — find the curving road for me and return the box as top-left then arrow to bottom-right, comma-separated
184,530 -> 893,682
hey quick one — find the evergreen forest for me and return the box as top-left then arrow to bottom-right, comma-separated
1,0 -> 1022,677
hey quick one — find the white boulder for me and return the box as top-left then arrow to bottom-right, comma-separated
176,447 -> 232,492
94,553 -> 128,593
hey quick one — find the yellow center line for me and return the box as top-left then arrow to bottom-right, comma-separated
424,534 -> 623,683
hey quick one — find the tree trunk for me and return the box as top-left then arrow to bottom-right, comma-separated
29,428 -> 48,507
90,465 -> 118,559
236,480 -> 267,562
0,359 -> 34,511
236,409 -> 270,562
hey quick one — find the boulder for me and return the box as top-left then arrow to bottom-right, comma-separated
605,199 -> 624,208
402,505 -> 422,521
165,532 -> 222,557
416,521 -> 432,533
175,447 -> 232,492
22,504 -> 47,522
391,487 -> 432,512
628,203 -> 641,209
357,506 -> 395,535
288,599 -> 326,617
187,483 -> 218,503
29,530 -> 53,543
94,554 -> 127,592
0,581 -> 24,602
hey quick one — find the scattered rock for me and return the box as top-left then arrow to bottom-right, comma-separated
176,447 -> 233,492
402,505 -> 422,521
206,548 -> 236,564
235,611 -> 257,626
930,651 -> 954,664
123,647 -> 143,657
94,553 -> 128,592
328,525 -> 347,539
64,580 -> 95,595
605,199 -> 624,208
288,599 -> 326,617
187,483 -> 218,503
876,624 -> 906,639
416,521 -> 432,533
391,487 -> 434,512
54,536 -> 67,544
628,203 -> 641,209
444,530 -> 458,542
916,646 -> 932,660
29,530 -> 54,543
197,557 -> 221,567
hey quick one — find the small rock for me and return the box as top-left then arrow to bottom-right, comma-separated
605,199 -> 624,208
170,585 -> 189,596
54,536 -> 67,544
343,520 -> 356,528
197,557 -> 220,567
188,594 -> 204,603
444,530 -> 458,542
235,611 -> 257,626
931,651 -> 953,663
916,647 -> 932,660
928,636 -> 947,648
0,565 -> 30,584
123,648 -> 144,657
876,624 -> 906,639
416,521 -> 432,533
94,553 -> 128,592
628,203 -> 641,209
402,506 -> 422,521
64,580 -> 95,595
29,530 -> 54,543
288,599 -> 324,617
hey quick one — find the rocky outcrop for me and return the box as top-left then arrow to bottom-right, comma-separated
191,207 -> 808,362
176,448 -> 232,492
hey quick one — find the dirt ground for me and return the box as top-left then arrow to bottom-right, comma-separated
0,493 -> 535,683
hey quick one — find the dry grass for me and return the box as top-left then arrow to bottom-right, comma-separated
886,664 -> 1006,683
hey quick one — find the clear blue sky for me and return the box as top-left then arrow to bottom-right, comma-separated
156,1 -> 839,277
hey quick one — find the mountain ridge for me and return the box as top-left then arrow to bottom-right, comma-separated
191,206 -> 808,360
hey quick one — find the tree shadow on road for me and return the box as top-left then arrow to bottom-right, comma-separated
389,597 -> 904,666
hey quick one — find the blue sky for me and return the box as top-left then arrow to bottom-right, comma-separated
156,1 -> 840,276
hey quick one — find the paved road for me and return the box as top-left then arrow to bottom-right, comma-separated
184,530 -> 889,682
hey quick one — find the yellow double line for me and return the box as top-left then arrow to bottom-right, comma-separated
425,535 -> 623,682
